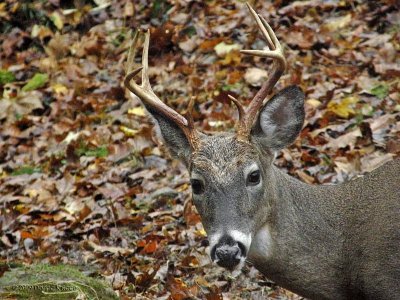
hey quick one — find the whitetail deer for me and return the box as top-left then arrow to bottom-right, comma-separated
124,3 -> 400,300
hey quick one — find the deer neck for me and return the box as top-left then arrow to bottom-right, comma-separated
248,166 -> 347,299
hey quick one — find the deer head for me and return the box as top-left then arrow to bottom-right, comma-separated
125,4 -> 305,271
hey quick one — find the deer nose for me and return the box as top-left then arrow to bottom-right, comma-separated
211,235 -> 246,270
214,244 -> 241,269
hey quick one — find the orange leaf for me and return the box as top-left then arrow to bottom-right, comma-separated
137,240 -> 146,248
143,240 -> 158,254
199,37 -> 224,52
21,231 -> 33,239
183,199 -> 201,226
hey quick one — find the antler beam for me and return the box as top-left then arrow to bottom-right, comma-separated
124,30 -> 199,149
235,3 -> 287,140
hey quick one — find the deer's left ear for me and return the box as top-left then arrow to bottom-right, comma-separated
251,85 -> 305,151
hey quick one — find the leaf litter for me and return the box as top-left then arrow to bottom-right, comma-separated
0,0 -> 399,299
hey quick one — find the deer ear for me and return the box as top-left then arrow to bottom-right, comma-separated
146,107 -> 192,164
251,85 -> 305,151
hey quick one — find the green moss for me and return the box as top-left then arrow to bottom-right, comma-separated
369,84 -> 389,100
0,264 -> 118,300
0,70 -> 15,85
75,145 -> 109,158
11,166 -> 42,176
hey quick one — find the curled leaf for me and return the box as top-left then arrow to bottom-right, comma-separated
22,73 -> 49,92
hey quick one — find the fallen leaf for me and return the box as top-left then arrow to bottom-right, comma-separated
143,240 -> 158,254
128,107 -> 146,116
214,42 -> 241,57
324,128 -> 362,150
50,11 -> 64,30
360,153 -> 394,173
322,14 -> 352,32
120,125 -> 139,137
369,84 -> 389,100
22,73 -> 49,92
83,240 -> 134,256
51,83 -> 68,95
306,99 -> 322,108
285,28 -> 316,49
244,67 -> 268,87
0,87 -> 43,122
179,36 -> 198,53
327,96 -> 359,118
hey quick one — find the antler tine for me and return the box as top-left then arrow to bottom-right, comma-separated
244,3 -> 274,50
185,96 -> 196,130
228,95 -> 245,124
237,3 -> 287,140
141,30 -> 151,90
125,30 -> 140,74
124,30 -> 199,149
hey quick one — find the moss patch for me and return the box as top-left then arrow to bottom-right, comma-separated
0,264 -> 118,300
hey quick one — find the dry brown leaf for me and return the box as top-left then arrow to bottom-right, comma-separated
324,128 -> 362,150
360,153 -> 394,173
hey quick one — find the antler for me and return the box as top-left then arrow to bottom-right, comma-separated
125,4 -> 285,147
124,30 -> 199,149
234,3 -> 287,141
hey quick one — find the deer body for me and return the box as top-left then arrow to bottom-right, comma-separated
248,159 -> 400,299
124,3 -> 400,299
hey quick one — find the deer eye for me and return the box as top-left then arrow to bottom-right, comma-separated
247,170 -> 261,186
191,179 -> 204,195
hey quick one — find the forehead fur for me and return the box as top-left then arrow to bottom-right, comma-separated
190,133 -> 258,175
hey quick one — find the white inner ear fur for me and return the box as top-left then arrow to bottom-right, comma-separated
259,98 -> 281,137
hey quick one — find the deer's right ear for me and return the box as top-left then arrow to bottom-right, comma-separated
147,107 -> 192,164
251,85 -> 305,151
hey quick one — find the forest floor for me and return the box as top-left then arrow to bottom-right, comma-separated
0,0 -> 399,299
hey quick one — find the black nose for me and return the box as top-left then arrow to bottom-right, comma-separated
211,235 -> 246,270
215,244 -> 241,269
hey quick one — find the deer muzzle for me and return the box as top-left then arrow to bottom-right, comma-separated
210,234 -> 247,270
